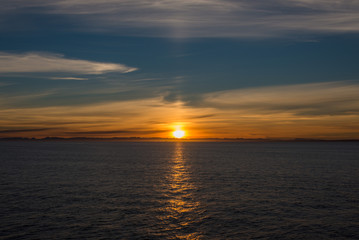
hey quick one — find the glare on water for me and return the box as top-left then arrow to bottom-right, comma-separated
159,142 -> 202,239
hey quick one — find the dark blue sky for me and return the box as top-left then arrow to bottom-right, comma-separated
1,0 -> 359,139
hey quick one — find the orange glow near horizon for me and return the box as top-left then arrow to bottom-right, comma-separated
1,90 -> 359,140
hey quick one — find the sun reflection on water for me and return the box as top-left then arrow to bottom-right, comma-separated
159,142 -> 202,239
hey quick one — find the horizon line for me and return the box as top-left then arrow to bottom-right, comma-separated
1,137 -> 359,142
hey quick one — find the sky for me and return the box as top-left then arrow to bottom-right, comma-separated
1,0 -> 359,139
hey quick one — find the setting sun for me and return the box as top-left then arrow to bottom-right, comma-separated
173,130 -> 185,138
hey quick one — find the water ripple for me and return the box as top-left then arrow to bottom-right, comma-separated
0,141 -> 358,239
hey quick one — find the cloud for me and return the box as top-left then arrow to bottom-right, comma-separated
49,77 -> 88,80
203,81 -> 359,116
190,114 -> 216,119
181,81 -> 359,139
66,129 -> 168,135
0,128 -> 54,133
0,82 -> 13,87
0,96 -> 217,138
0,97 -> 190,138
0,52 -> 137,74
2,0 -> 359,38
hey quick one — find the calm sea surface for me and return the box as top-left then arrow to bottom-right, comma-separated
1,141 -> 358,239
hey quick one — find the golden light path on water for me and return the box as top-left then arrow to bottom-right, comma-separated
159,142 -> 202,239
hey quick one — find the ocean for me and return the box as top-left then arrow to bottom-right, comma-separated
1,141 -> 358,239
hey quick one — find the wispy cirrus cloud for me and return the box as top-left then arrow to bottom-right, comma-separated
0,97 -> 190,138
1,0 -> 359,38
0,52 -> 137,74
49,77 -> 88,81
182,80 -> 359,139
66,129 -> 168,136
0,128 -> 55,134
203,81 -> 359,116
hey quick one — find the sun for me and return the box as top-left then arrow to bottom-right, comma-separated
173,130 -> 185,138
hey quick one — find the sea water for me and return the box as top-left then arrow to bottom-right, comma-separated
1,141 -> 358,239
